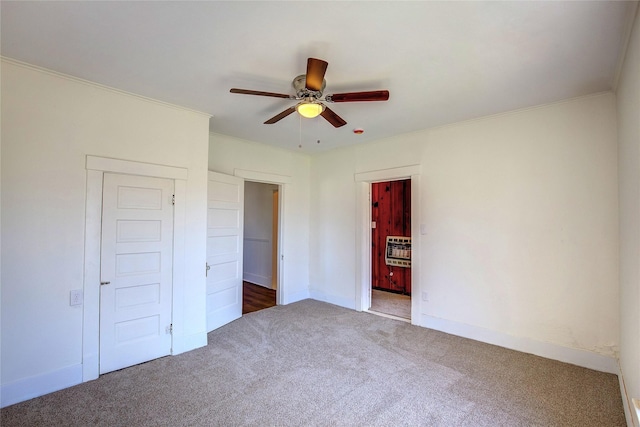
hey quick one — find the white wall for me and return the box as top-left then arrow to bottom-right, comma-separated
0,54 -> 3,399
1,60 -> 210,405
209,133 -> 311,303
244,181 -> 277,288
617,6 -> 640,426
310,92 -> 620,371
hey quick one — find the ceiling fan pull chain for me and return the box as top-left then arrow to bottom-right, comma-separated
298,113 -> 302,149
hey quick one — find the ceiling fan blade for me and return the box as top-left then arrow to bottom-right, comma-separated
264,107 -> 296,124
230,88 -> 293,99
326,90 -> 390,103
320,106 -> 347,128
305,58 -> 328,92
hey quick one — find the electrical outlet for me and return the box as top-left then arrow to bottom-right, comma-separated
422,291 -> 429,302
70,289 -> 83,306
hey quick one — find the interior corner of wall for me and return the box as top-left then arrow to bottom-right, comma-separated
172,331 -> 208,355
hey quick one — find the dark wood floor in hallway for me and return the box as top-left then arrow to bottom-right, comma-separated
242,281 -> 276,314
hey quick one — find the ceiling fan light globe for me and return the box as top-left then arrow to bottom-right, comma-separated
297,103 -> 324,119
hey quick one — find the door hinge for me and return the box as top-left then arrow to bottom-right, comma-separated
172,194 -> 175,205
166,324 -> 173,335
206,262 -> 211,277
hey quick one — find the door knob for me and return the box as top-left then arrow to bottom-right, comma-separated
100,281 -> 110,286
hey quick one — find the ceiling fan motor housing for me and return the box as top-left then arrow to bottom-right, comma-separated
293,74 -> 326,100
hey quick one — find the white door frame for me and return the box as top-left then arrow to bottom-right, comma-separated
354,165 -> 421,324
83,155 -> 188,382
232,168 -> 291,305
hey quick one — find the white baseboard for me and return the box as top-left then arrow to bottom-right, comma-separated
420,313 -> 618,374
282,291 -> 619,375
243,273 -> 271,288
172,331 -> 208,355
1,364 -> 83,408
281,288 -> 310,305
618,362 -> 638,427
1,332 -> 207,409
309,290 -> 356,310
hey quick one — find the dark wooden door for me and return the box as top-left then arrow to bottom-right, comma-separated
371,180 -> 411,295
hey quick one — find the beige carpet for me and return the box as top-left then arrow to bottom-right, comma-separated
1,299 -> 625,426
370,289 -> 411,319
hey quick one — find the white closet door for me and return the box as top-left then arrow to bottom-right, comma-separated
206,171 -> 244,332
100,173 -> 174,374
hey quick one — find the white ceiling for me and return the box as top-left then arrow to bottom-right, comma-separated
1,1 -> 636,153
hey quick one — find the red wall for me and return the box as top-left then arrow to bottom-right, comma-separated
371,180 -> 411,294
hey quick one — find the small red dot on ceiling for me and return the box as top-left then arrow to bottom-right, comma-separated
353,128 -> 364,134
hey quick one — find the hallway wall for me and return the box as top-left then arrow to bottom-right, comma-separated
244,181 -> 278,288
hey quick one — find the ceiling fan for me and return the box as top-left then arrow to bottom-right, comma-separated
230,58 -> 389,128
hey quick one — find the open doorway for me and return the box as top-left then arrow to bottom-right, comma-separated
369,179 -> 412,320
354,165 -> 420,324
242,181 -> 279,314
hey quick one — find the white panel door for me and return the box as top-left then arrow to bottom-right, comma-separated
207,171 -> 244,332
100,173 -> 174,374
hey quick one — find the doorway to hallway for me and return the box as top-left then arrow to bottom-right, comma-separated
206,171 -> 287,332
242,181 -> 279,312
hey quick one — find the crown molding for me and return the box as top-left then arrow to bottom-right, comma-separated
1,56 -> 212,118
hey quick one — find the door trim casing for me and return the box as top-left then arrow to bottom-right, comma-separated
83,156 -> 188,382
355,165 -> 421,324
